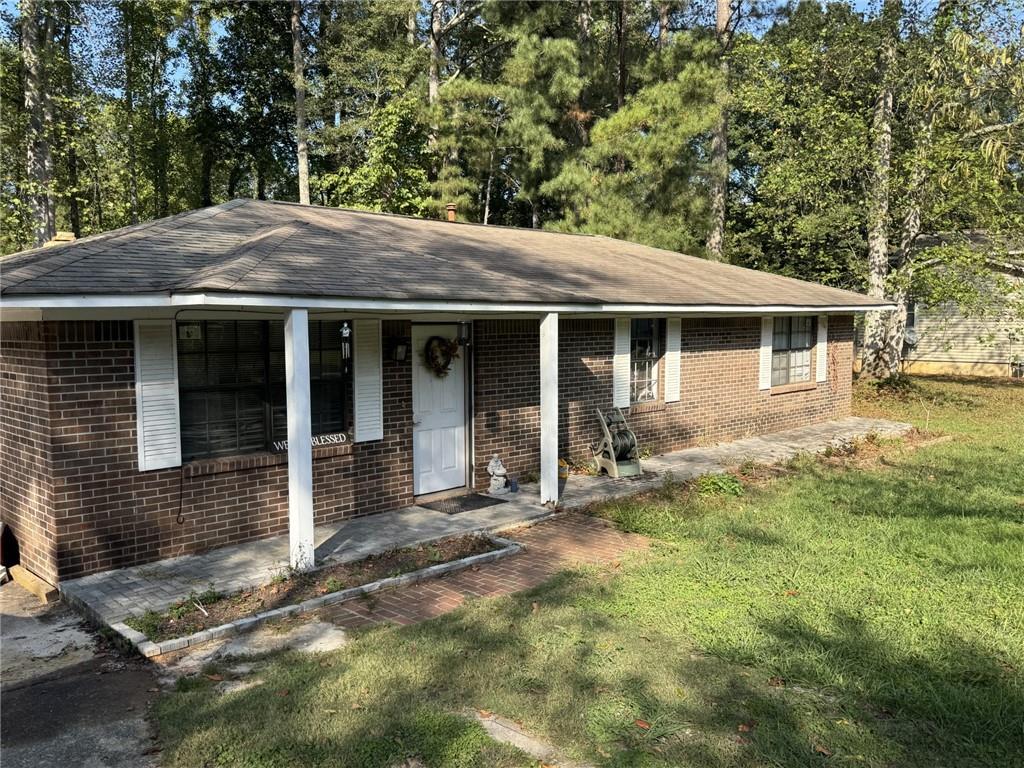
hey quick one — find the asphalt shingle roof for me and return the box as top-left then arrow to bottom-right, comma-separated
0,199 -> 883,308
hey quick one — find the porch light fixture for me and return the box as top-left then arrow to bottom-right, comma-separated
457,322 -> 472,347
392,343 -> 408,362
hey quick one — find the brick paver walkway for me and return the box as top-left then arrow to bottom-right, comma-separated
321,514 -> 648,628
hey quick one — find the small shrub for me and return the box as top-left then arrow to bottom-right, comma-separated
787,452 -> 819,473
323,576 -> 344,594
695,473 -> 744,498
738,458 -> 760,475
125,609 -> 164,639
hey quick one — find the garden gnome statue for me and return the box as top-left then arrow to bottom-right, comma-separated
487,454 -> 509,495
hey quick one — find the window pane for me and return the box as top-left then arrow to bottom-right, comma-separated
773,317 -> 790,351
629,319 -> 661,403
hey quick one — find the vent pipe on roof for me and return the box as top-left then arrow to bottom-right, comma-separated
445,203 -> 457,223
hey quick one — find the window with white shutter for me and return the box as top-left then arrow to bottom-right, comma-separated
353,319 -> 384,442
758,317 -> 774,390
664,318 -> 681,403
816,315 -> 829,382
613,318 -> 630,408
134,320 -> 182,471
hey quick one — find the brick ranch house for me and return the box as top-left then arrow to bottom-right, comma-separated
0,199 -> 891,587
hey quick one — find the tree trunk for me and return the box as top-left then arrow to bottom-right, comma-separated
616,1 -> 627,109
62,8 -> 80,237
41,10 -> 56,238
406,2 -> 417,46
123,2 -> 139,224
291,0 -> 310,205
531,200 -> 539,229
483,151 -> 493,225
861,6 -> 899,379
256,164 -> 267,200
428,0 -> 442,150
91,137 -> 103,229
658,2 -> 670,51
150,47 -> 169,218
22,0 -> 55,247
704,0 -> 731,263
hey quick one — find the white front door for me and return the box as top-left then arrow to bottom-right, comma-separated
412,324 -> 467,495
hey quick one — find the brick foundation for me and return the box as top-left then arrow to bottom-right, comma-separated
1,315 -> 853,583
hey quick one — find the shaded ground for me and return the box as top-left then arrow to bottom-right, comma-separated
0,582 -> 160,768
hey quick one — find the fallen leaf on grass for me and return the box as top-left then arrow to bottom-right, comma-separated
276,689 -> 290,697
767,676 -> 785,687
531,601 -> 539,613
204,674 -> 223,682
735,736 -> 752,745
350,702 -> 362,710
813,743 -> 833,757
477,709 -> 493,719
738,720 -> 757,733
635,719 -> 651,730
784,589 -> 800,598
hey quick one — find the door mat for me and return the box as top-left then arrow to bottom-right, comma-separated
419,494 -> 509,515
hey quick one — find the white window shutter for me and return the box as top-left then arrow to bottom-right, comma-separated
613,318 -> 630,408
758,317 -> 774,391
664,318 -> 681,403
134,320 -> 181,471
353,319 -> 384,442
816,315 -> 829,382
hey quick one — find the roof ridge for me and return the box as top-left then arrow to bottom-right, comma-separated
175,219 -> 308,291
245,198 -> 606,241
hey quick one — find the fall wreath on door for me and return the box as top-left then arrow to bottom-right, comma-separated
423,335 -> 460,377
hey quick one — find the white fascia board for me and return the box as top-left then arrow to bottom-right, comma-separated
0,291 -> 897,315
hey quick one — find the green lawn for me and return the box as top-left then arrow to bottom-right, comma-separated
155,377 -> 1024,768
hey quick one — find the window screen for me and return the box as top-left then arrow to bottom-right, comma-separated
178,319 -> 352,460
771,316 -> 815,387
630,319 -> 662,404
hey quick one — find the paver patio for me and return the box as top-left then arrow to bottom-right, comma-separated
321,513 -> 649,628
60,415 -> 910,628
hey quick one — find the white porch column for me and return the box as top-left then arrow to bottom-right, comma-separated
540,312 -> 559,504
284,308 -> 314,571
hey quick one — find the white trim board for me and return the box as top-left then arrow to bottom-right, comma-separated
0,291 -> 896,315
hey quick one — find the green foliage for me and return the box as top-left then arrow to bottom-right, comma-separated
694,472 -> 744,498
317,96 -> 428,215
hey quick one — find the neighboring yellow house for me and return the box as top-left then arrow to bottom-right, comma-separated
904,260 -> 1024,378
854,255 -> 1024,379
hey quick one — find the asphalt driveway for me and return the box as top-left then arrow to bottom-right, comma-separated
1,581 -> 161,768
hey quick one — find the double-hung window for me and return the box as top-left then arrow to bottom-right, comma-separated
630,319 -> 661,403
771,316 -> 815,386
177,319 -> 352,461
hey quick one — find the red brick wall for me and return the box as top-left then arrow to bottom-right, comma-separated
0,322 -> 58,583
3,315 -> 852,582
472,319 -> 540,488
559,316 -> 854,463
473,316 -> 854,483
3,320 -> 414,582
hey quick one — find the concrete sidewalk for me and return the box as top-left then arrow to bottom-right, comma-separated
61,415 -> 911,628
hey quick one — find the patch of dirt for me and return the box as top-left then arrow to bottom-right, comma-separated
126,535 -> 496,642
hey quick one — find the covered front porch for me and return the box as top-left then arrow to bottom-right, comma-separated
61,415 -> 911,627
